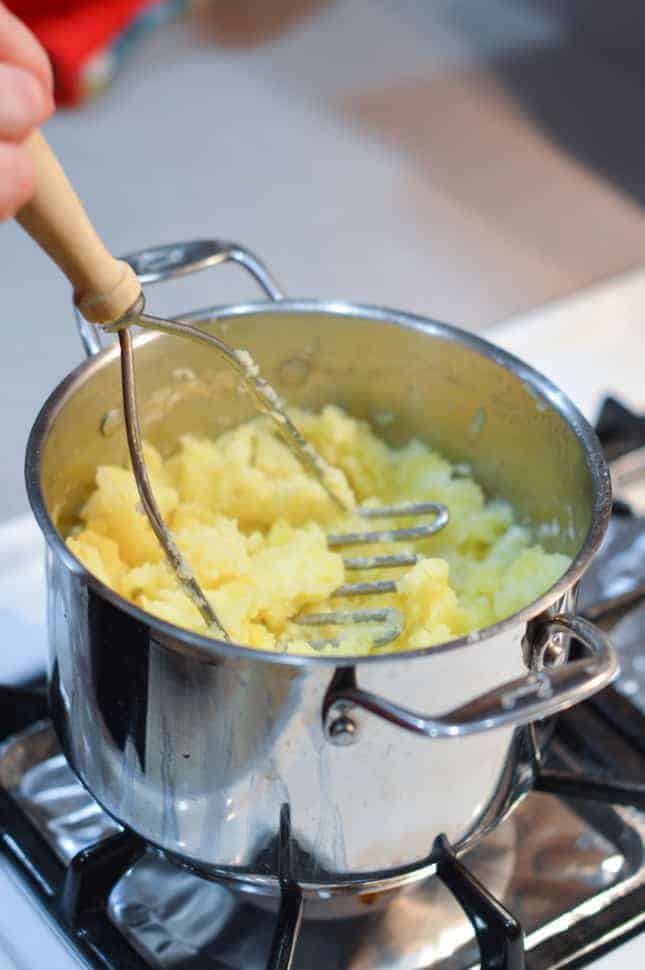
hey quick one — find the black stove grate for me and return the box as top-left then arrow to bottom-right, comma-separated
2,681 -> 645,970
595,396 -> 645,463
434,834 -> 525,969
0,685 -> 147,969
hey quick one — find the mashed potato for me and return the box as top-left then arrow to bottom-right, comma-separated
67,406 -> 570,655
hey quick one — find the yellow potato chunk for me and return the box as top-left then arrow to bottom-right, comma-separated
82,444 -> 177,567
166,424 -> 353,531
251,521 -> 344,630
493,547 -> 571,620
67,531 -> 126,592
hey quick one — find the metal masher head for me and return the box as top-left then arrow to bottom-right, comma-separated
14,128 -> 449,650
116,305 -> 449,648
296,502 -> 449,649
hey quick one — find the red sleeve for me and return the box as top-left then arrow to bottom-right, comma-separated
5,0 -> 158,105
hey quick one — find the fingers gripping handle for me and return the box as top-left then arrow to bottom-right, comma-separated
16,131 -> 142,326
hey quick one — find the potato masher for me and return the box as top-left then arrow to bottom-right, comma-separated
16,132 -> 448,647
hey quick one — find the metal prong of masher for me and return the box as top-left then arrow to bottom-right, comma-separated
328,502 -> 449,551
133,313 -> 350,513
327,502 -> 449,597
295,608 -> 404,650
118,326 -> 230,640
296,503 -> 449,648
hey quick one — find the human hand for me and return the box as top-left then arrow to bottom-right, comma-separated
0,2 -> 53,220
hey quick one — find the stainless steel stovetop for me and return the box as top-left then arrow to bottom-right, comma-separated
0,715 -> 643,970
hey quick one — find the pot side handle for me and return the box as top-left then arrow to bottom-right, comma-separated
75,239 -> 284,358
323,615 -> 618,742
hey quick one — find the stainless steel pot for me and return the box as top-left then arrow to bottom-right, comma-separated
25,239 -> 616,896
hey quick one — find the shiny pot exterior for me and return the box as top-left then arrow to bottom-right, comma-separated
26,242 -> 614,893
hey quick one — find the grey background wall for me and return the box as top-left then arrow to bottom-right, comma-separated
2,0 -> 644,520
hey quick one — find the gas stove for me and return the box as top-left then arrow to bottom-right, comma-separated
0,667 -> 644,970
1,437 -> 644,970
1,294 -> 644,968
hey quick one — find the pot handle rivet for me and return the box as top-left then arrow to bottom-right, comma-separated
327,710 -> 358,746
74,239 -> 284,359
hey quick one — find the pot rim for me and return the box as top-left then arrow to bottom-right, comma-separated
25,299 -> 612,668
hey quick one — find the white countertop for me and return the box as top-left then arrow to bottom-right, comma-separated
491,267 -> 645,418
